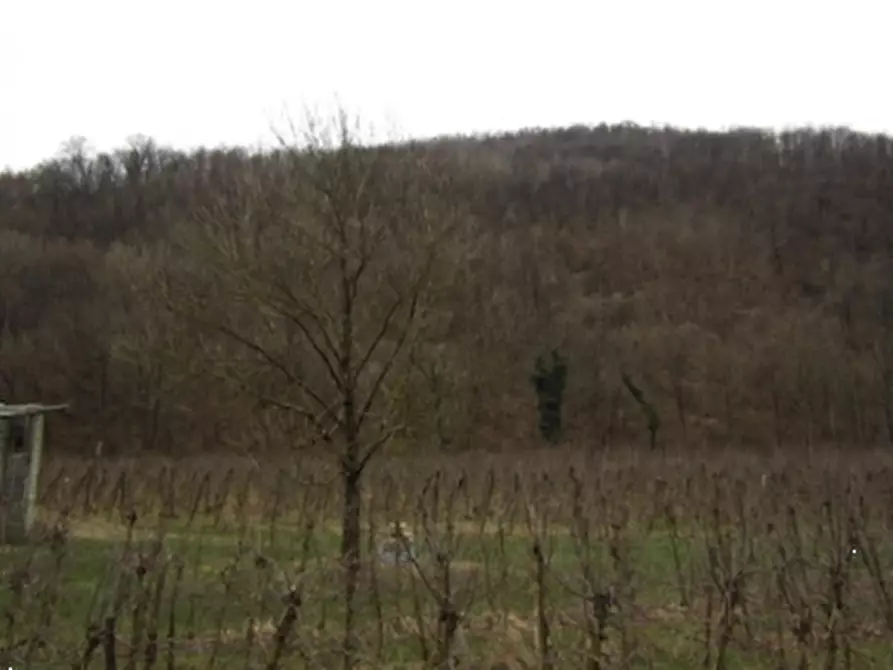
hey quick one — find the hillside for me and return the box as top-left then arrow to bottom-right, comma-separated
2,122 -> 892,454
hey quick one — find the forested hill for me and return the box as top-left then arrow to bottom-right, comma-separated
2,123 -> 893,454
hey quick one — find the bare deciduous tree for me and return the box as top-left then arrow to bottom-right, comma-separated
159,110 -> 458,669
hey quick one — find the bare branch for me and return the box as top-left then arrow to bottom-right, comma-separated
260,284 -> 344,394
353,291 -> 409,381
214,323 -> 337,425
356,291 -> 421,433
249,391 -> 340,444
357,424 -> 404,474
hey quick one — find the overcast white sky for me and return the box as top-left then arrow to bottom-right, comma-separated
2,0 -> 891,171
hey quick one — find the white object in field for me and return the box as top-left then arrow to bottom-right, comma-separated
378,521 -> 416,565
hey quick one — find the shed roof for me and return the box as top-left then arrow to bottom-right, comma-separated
0,403 -> 69,419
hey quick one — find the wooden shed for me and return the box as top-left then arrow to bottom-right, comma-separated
0,402 -> 68,543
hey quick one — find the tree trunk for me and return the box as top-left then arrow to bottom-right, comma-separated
338,236 -> 361,670
674,379 -> 687,445
771,375 -> 783,449
340,438 -> 362,670
724,379 -> 735,446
